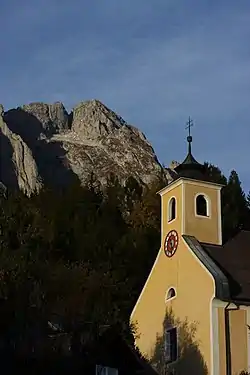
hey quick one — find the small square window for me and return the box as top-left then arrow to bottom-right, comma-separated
164,327 -> 178,363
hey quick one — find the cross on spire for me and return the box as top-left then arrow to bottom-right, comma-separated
185,116 -> 194,154
185,116 -> 193,137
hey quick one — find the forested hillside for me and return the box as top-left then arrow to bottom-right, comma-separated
0,163 -> 249,367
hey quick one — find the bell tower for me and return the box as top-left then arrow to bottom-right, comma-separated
159,117 -> 224,246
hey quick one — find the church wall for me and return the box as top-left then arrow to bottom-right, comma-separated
161,181 -> 183,242
229,308 -> 248,374
169,240 -> 215,374
183,181 -> 221,245
217,306 -> 227,375
130,233 -> 215,374
246,307 -> 250,372
216,302 -> 249,375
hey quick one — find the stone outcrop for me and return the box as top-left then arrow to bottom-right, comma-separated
71,100 -> 125,138
0,99 -> 170,193
21,102 -> 69,136
0,105 -> 42,195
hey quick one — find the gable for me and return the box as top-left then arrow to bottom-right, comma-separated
183,235 -> 230,300
130,232 -> 217,361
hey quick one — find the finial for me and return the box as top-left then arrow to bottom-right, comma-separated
185,116 -> 193,154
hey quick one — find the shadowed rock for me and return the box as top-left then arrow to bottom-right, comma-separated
0,105 -> 41,194
21,102 -> 69,136
4,108 -> 78,189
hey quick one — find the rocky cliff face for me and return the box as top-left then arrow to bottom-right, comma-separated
0,105 -> 42,194
0,99 -> 170,194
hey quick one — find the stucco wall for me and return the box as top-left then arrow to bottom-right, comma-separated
217,304 -> 249,375
230,309 -> 248,374
182,181 -> 222,245
218,307 -> 227,375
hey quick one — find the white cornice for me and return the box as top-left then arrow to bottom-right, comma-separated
158,177 -> 224,196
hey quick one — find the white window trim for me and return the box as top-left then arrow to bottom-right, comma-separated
194,192 -> 211,219
165,287 -> 177,302
168,196 -> 177,223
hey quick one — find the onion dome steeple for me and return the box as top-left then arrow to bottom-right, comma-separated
174,117 -> 206,181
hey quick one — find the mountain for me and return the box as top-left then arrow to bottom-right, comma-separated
0,100 -> 171,194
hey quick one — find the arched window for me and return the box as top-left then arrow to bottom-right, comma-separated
166,287 -> 176,301
196,194 -> 208,216
168,197 -> 176,222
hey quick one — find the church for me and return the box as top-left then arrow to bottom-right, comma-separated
130,122 -> 250,375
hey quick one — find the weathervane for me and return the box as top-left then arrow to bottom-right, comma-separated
185,116 -> 193,154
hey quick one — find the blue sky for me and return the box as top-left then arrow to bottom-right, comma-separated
1,0 -> 250,191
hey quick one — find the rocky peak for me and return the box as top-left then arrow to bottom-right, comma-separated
21,102 -> 69,136
71,99 -> 127,139
169,160 -> 180,169
4,102 -> 69,142
1,98 -> 169,193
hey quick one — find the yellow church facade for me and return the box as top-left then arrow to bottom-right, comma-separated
131,132 -> 250,375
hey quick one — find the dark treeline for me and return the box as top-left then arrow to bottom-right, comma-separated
0,173 -> 162,368
0,164 -> 249,370
204,162 -> 250,240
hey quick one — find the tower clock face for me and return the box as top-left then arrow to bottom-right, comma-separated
164,230 -> 179,257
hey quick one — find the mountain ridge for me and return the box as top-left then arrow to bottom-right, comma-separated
0,99 -> 174,194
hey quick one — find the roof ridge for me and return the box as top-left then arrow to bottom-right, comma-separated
200,241 -> 221,248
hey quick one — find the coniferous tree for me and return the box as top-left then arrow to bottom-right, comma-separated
204,163 -> 250,242
222,170 -> 249,241
204,162 -> 227,185
247,191 -> 250,209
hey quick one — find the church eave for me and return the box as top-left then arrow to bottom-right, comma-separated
157,177 -> 224,196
